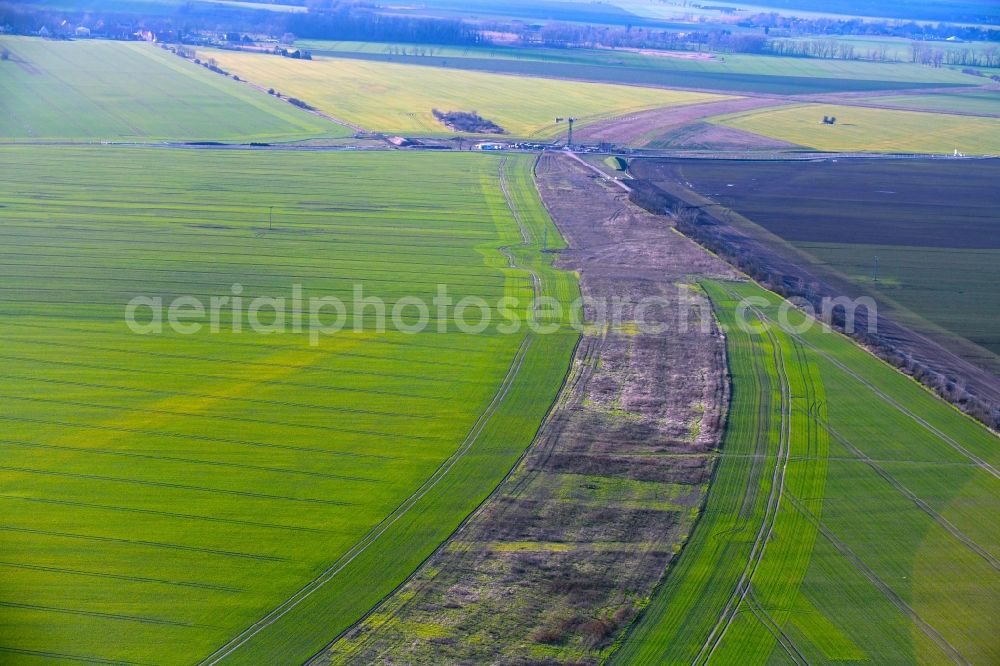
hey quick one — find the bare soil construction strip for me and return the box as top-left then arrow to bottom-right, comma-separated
316,152 -> 737,664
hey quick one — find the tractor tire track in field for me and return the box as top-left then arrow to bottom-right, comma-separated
0,493 -> 327,536
496,156 -> 542,306
0,372 -> 434,422
201,157 -> 541,666
694,307 -> 795,664
0,645 -> 149,666
752,310 -> 1000,482
198,335 -> 534,665
305,333 -> 598,663
2,438 -> 381,483
745,589 -> 808,666
0,601 -> 199,628
735,331 -> 773,530
0,526 -> 284,562
785,493 -> 970,665
721,291 -> 974,664
0,560 -> 243,593
0,351 -> 452,403
0,392 -> 422,440
0,334 -> 481,389
818,421 -> 1000,573
0,465 -> 352,507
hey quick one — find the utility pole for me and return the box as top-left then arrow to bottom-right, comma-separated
543,227 -> 548,251
555,116 -> 577,148
269,206 -> 273,231
872,255 -> 879,282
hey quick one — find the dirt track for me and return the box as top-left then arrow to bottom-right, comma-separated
315,152 -> 738,664
572,96 -> 792,147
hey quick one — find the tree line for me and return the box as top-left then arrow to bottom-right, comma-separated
769,38 -> 1000,67
286,6 -> 479,45
530,22 -> 768,54
0,0 -> 479,46
740,13 -> 1000,43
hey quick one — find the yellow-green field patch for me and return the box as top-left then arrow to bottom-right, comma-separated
201,48 -> 732,137
711,103 -> 1000,154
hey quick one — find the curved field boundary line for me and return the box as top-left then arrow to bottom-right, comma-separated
695,305 -> 794,664
198,334 -> 533,665
496,156 -> 542,306
306,334 -> 591,664
753,309 -> 1000,482
735,324 -> 774,530
728,286 -> 972,665
604,283 -> 756,665
303,153 -> 582,664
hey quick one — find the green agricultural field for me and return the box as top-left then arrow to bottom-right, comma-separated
199,48 -> 734,137
798,243 -> 1000,364
0,146 -> 579,664
296,38 -> 982,82
711,103 -> 1000,153
293,39 -> 978,95
613,279 -> 1000,664
650,157 -> 1000,372
874,89 -> 1000,116
0,37 -> 344,142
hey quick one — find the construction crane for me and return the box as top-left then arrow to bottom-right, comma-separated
555,116 -> 577,148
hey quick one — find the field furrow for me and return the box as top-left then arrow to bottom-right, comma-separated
611,279 -> 1000,664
